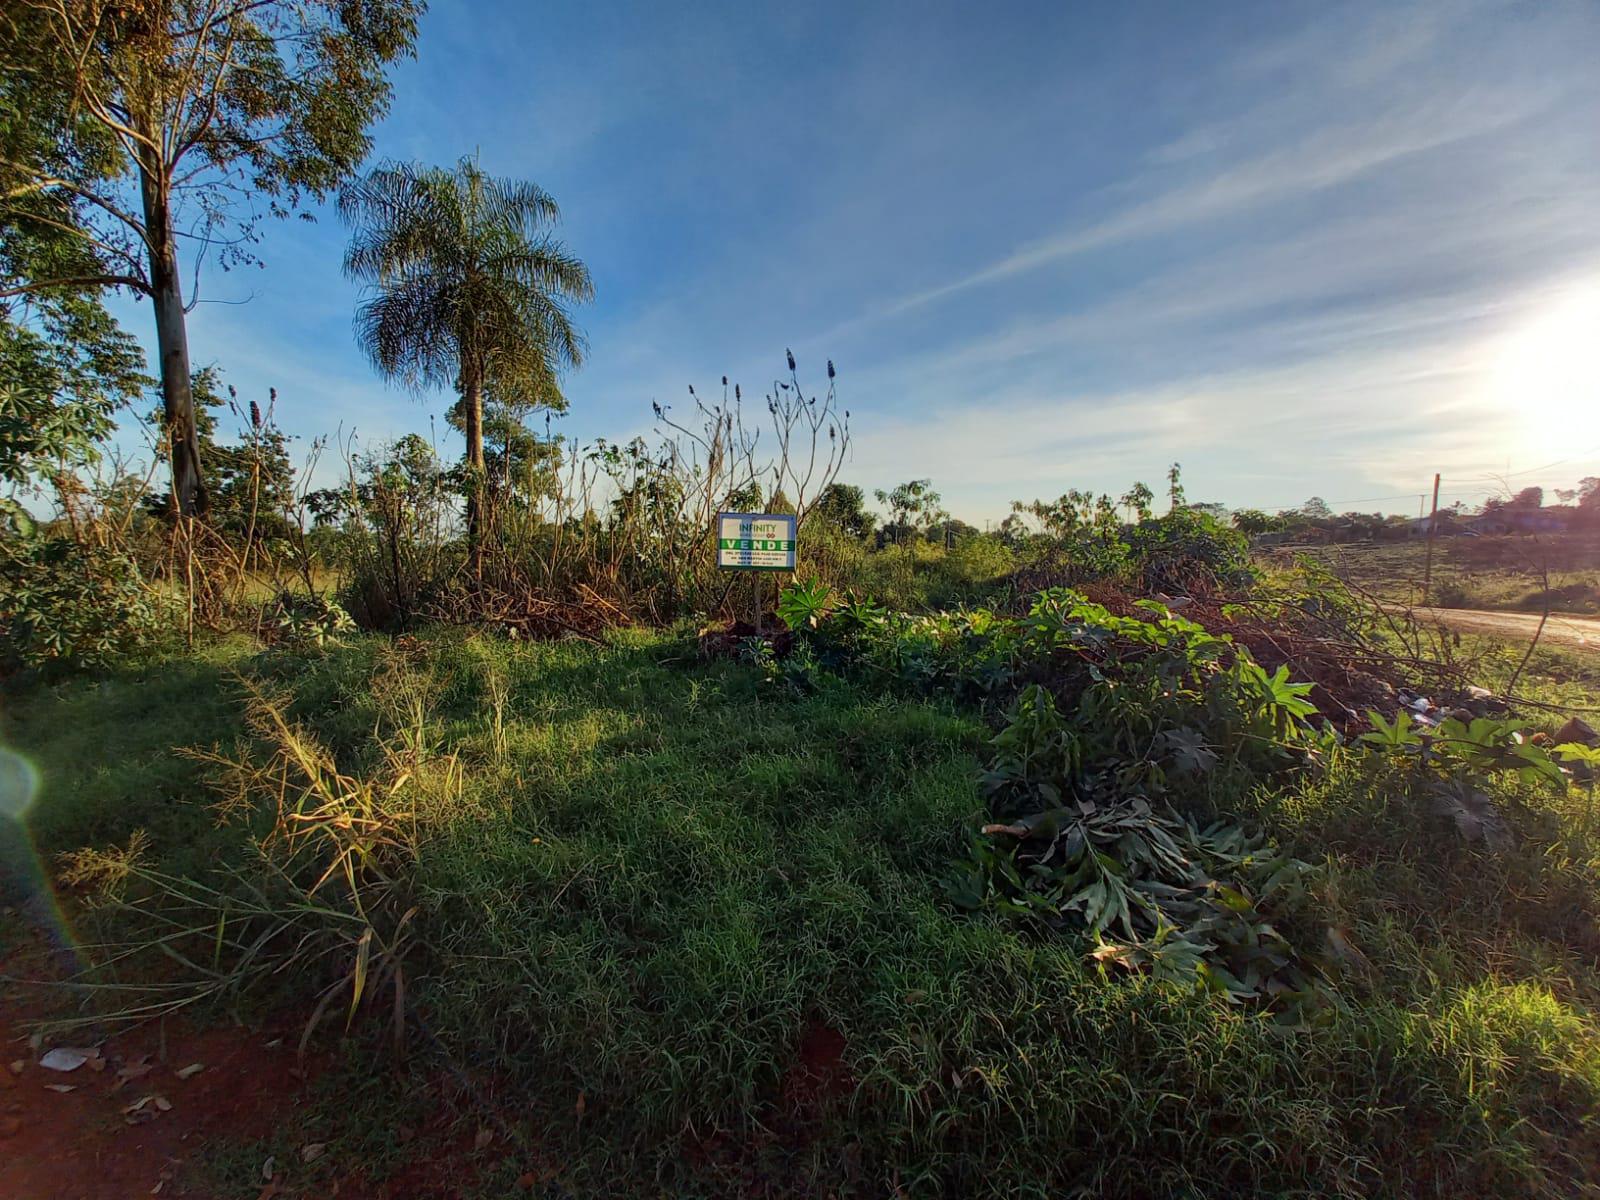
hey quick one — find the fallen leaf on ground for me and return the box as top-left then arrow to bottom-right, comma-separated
301,1142 -> 326,1163
44,1083 -> 77,1093
474,1127 -> 493,1151
175,1063 -> 204,1080
261,1155 -> 276,1182
40,1047 -> 98,1072
8,1060 -> 23,1075
116,1057 -> 155,1088
122,1095 -> 170,1124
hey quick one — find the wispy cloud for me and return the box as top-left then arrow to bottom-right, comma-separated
880,34 -> 1562,319
103,0 -> 1600,523
846,327 -> 1503,521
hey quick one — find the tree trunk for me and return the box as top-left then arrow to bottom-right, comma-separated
138,150 -> 206,516
463,369 -> 484,577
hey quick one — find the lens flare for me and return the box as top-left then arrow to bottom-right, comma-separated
1492,285 -> 1600,458
1,746 -> 85,969
0,746 -> 39,819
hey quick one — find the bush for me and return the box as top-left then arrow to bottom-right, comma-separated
783,585 -> 1330,998
798,515 -> 869,593
850,535 -> 1016,611
938,532 -> 1016,604
0,516 -> 174,672
1125,507 -> 1254,593
266,590 -> 356,649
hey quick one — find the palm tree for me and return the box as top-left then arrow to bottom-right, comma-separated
339,156 -> 593,565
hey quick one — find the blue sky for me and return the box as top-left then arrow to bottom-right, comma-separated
116,0 -> 1600,522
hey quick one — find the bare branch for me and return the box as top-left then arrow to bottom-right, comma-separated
0,273 -> 151,299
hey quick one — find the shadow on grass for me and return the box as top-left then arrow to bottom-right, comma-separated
2,652 -> 248,872
9,630 -> 1600,1198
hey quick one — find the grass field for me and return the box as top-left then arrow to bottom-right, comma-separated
1280,536 -> 1600,615
5,623 -> 1600,1197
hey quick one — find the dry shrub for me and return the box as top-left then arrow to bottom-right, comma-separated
58,663 -> 459,1054
57,829 -> 151,899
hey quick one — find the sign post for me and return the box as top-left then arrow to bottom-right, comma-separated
715,512 -> 797,632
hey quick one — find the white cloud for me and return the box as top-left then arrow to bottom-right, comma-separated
843,286 -> 1596,523
884,90 -> 1555,320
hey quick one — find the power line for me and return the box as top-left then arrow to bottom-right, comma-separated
1252,489 -> 1495,511
1253,446 -> 1600,514
1451,442 -> 1600,484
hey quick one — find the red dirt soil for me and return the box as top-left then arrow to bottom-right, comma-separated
0,919 -> 571,1200
0,932 -> 316,1200
679,1019 -> 858,1197
776,1019 -> 851,1118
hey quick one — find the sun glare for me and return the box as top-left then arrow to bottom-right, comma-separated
1493,287 -> 1600,452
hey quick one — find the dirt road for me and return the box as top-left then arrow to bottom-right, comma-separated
1412,607 -> 1600,655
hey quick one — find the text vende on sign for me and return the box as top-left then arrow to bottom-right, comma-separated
715,512 -> 796,571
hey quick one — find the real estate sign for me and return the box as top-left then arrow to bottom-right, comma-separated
716,512 -> 796,571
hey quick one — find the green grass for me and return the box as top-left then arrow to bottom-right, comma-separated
1451,633 -> 1600,715
0,636 -> 262,929
1432,571 -> 1600,616
5,629 -> 1600,1197
1295,538 -> 1600,615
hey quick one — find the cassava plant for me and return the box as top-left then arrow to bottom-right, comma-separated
786,584 -> 1331,1001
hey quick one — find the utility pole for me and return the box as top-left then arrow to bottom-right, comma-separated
1420,473 -> 1441,607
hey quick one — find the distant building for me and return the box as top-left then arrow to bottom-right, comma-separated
1406,511 -> 1466,537
1468,506 -> 1577,535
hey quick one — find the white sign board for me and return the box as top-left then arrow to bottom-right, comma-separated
716,512 -> 796,571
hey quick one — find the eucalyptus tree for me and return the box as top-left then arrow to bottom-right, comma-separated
1,4 -> 147,498
338,157 -> 593,563
0,0 -> 422,516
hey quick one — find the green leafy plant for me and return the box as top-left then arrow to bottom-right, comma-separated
1235,660 -> 1318,740
268,591 -> 356,649
1359,709 -> 1421,749
1358,709 -> 1570,849
777,575 -> 835,631
951,793 -> 1321,1003
0,515 -> 173,672
799,586 -> 1327,1000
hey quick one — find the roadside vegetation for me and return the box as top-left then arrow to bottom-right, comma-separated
8,593 -> 1600,1197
